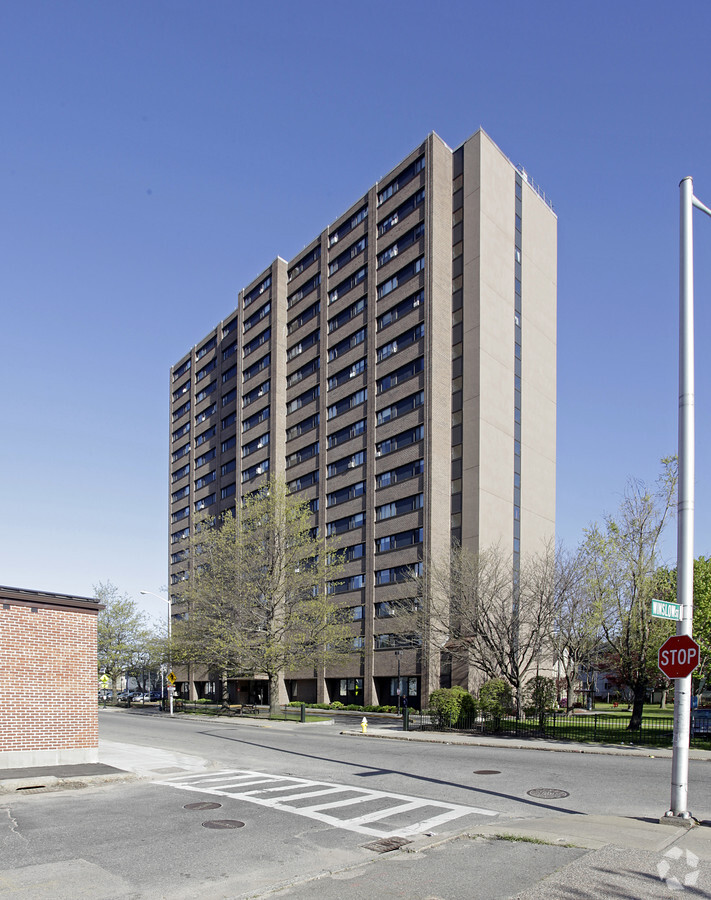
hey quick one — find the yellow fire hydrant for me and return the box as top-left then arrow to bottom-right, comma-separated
361,716 -> 368,734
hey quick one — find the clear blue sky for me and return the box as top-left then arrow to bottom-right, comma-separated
2,2 -> 711,624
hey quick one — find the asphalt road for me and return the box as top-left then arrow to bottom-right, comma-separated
0,710 -> 709,899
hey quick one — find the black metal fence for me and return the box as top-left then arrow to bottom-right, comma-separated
408,711 -> 711,747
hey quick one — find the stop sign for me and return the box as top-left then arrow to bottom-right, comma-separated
658,634 -> 700,679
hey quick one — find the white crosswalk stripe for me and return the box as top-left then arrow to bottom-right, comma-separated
156,768 -> 496,837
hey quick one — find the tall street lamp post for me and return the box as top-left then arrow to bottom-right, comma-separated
395,650 -> 403,712
140,589 -> 174,717
664,178 -> 711,822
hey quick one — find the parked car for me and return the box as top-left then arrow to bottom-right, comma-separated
98,689 -> 113,701
117,690 -> 139,702
149,690 -> 163,701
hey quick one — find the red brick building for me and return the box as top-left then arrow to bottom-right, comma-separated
0,585 -> 102,768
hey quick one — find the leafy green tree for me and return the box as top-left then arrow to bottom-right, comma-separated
96,581 -> 152,694
478,678 -> 514,718
428,686 -> 477,728
174,476 -> 353,716
581,458 -> 677,729
524,675 -> 556,725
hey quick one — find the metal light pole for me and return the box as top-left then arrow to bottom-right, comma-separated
665,178 -> 711,821
140,590 -> 174,717
395,650 -> 403,712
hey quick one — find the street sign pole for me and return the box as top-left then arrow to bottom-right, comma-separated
666,178 -> 711,821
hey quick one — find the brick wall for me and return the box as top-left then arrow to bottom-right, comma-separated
0,596 -> 99,767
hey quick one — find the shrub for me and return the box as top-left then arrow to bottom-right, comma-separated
329,701 -> 345,709
524,676 -> 556,723
345,704 -> 364,711
428,686 -> 476,728
478,679 -> 514,717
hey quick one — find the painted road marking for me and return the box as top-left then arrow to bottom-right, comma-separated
156,768 -> 496,837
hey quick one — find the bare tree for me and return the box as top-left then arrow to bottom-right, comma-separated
173,476 -> 353,715
581,458 -> 677,729
421,542 -> 558,712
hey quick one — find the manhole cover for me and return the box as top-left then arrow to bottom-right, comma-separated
184,802 -> 222,811
527,788 -> 570,799
202,819 -> 245,829
473,770 -> 501,775
363,837 -> 412,853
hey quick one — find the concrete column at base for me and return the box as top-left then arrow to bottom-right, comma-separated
316,666 -> 327,704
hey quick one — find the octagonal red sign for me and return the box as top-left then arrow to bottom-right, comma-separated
658,634 -> 700,679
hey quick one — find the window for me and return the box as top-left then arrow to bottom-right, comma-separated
327,480 -> 365,507
328,236 -> 366,276
243,327 -> 270,358
377,155 -> 425,206
377,356 -> 424,394
173,358 -> 191,381
195,425 -> 216,447
171,571 -> 188,585
243,405 -> 270,433
243,300 -> 271,333
222,364 -> 237,384
328,204 -> 367,248
221,435 -> 236,453
326,511 -> 365,536
172,443 -> 189,463
172,463 -> 189,483
287,356 -> 319,388
327,388 -> 366,420
285,441 -> 319,469
221,483 -> 236,500
375,424 -> 424,458
287,328 -> 319,361
196,337 -> 216,360
378,188 -> 425,235
376,562 -> 422,584
243,274 -> 271,309
221,459 -> 236,477
171,526 -> 190,543
377,459 -> 424,489
242,459 -> 269,483
328,327 -> 365,361
243,379 -> 270,408
328,296 -> 366,333
222,340 -> 237,361
327,450 -> 365,478
343,542 -> 366,562
195,403 -> 216,425
328,418 -> 365,449
195,448 -> 217,469
377,324 -> 424,362
377,256 -> 425,299
374,633 -> 422,650
328,357 -> 366,391
377,289 -> 423,331
195,381 -> 216,403
287,300 -> 319,335
287,469 -> 319,492
287,273 -> 320,308
375,528 -> 423,553
287,384 -> 319,415
221,411 -> 236,430
286,412 -> 319,442
172,506 -> 189,523
376,493 -> 423,521
196,358 -> 217,382
171,485 -> 189,503
172,400 -> 190,421
327,574 -> 366,594
377,222 -> 424,268
173,380 -> 190,401
328,266 -> 367,304
194,470 -> 216,490
288,246 -> 320,282
243,352 -> 270,383
194,493 -> 216,512
377,391 -> 424,426
171,549 -> 188,564
171,422 -> 190,442
222,387 -> 237,407
242,431 -> 269,457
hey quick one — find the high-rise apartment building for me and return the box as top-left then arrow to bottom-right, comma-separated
169,129 -> 556,709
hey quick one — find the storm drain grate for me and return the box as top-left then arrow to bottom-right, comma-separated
362,837 -> 413,853
527,788 -> 570,799
184,801 -> 222,810
202,819 -> 245,829
473,770 -> 501,775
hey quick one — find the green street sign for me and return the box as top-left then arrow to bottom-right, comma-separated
652,599 -> 681,621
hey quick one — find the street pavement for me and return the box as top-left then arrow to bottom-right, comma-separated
0,710 -> 710,898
